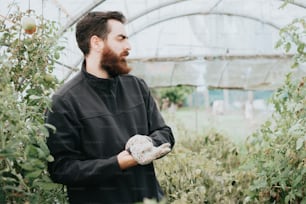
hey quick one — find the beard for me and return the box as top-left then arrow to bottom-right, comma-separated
100,44 -> 131,77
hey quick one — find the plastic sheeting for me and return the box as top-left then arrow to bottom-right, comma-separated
1,0 -> 306,89
129,57 -> 305,90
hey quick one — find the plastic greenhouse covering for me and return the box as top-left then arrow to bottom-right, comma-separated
1,0 -> 306,90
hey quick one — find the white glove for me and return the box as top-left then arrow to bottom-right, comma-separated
125,135 -> 171,165
125,134 -> 153,151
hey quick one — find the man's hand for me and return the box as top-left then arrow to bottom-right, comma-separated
117,150 -> 138,170
125,135 -> 171,165
132,143 -> 171,165
125,134 -> 153,152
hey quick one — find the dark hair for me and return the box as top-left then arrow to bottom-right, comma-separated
76,11 -> 126,56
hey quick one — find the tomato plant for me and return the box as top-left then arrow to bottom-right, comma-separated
0,4 -> 67,203
244,9 -> 306,203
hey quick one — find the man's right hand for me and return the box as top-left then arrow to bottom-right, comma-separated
125,135 -> 171,165
117,150 -> 138,170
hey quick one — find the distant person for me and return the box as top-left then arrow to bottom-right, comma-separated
46,11 -> 175,204
212,100 -> 224,115
245,101 -> 254,120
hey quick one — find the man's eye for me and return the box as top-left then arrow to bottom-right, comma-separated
118,36 -> 127,40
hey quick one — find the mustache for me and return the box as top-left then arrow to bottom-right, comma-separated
120,51 -> 129,57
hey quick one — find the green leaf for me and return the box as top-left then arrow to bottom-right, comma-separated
293,174 -> 303,187
20,163 -> 35,171
29,95 -> 41,100
296,137 -> 305,150
47,155 -> 54,162
279,3 -> 286,9
291,61 -> 299,68
30,158 -> 46,169
275,39 -> 283,49
297,43 -> 305,54
37,140 -> 50,155
54,52 -> 60,60
285,42 -> 291,52
35,181 -> 59,190
36,146 -> 48,159
44,123 -> 56,134
0,148 -> 18,158
285,195 -> 290,203
25,145 -> 38,158
25,169 -> 43,180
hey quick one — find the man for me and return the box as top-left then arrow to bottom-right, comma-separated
46,11 -> 175,204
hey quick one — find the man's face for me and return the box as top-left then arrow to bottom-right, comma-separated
100,42 -> 131,77
100,19 -> 132,77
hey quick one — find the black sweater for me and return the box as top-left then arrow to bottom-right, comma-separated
46,66 -> 175,204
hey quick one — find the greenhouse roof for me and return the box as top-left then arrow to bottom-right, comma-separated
1,0 -> 306,89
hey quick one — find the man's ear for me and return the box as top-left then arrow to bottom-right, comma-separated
90,35 -> 104,53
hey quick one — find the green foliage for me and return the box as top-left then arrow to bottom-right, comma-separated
244,10 -> 306,203
279,0 -> 295,9
155,129 -> 252,203
0,5 -> 67,203
275,17 -> 306,68
244,75 -> 305,203
156,85 -> 194,106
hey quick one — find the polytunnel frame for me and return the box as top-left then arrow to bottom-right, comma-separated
127,11 -> 283,88
57,0 -> 306,36
54,0 -> 305,82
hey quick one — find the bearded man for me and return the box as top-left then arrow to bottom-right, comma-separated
46,11 -> 175,204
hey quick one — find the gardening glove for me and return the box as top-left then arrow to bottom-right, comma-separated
125,134 -> 171,165
125,134 -> 153,151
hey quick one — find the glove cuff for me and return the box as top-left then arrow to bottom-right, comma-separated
126,147 -> 132,154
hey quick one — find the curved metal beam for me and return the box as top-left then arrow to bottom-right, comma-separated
57,0 -> 107,36
55,0 -> 305,39
51,0 -> 71,19
128,0 -> 189,23
128,11 -> 281,38
53,0 -> 306,39
127,0 -> 305,26
128,0 -> 232,24
128,54 -> 294,62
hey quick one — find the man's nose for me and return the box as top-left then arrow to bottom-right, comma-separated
125,41 -> 131,51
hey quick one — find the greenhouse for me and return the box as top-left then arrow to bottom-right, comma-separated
0,0 -> 305,203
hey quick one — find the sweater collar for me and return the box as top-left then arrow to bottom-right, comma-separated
81,61 -> 117,92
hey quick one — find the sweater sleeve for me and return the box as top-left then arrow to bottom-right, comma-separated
46,95 -> 122,186
138,79 -> 175,149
